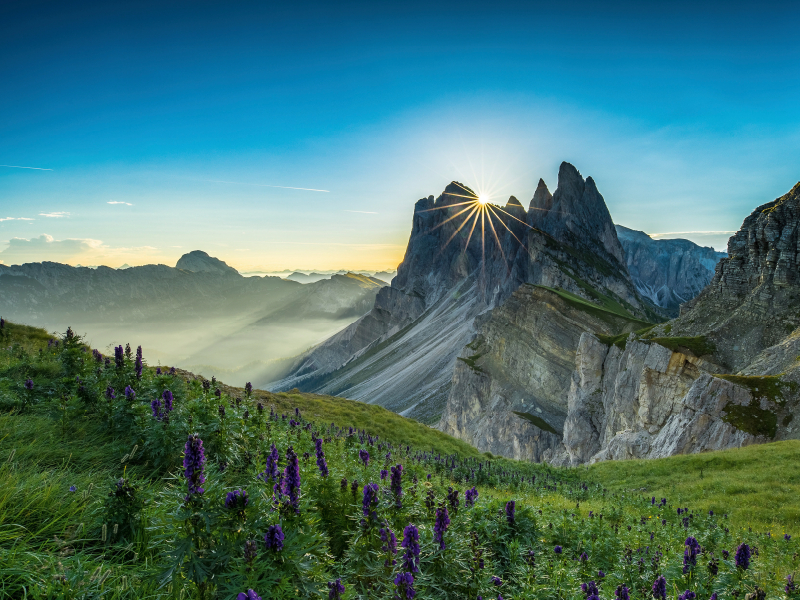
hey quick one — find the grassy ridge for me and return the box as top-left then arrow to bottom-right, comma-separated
589,441 -> 800,535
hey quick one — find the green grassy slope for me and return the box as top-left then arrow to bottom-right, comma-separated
589,441 -> 800,535
1,321 -> 798,599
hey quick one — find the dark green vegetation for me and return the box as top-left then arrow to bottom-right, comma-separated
648,336 -> 716,359
1,322 -> 797,599
533,285 -> 651,329
716,375 -> 797,406
511,411 -> 561,436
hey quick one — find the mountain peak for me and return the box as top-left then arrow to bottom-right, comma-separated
176,250 -> 239,276
529,178 -> 553,213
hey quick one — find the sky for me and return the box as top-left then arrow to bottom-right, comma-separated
1,0 -> 799,271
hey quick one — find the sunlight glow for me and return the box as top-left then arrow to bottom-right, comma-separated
478,194 -> 489,205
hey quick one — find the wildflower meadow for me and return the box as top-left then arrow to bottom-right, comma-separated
0,321 -> 797,599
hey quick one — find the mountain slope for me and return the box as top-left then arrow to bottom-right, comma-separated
615,225 -> 726,316
273,162 -> 658,423
0,253 -> 386,383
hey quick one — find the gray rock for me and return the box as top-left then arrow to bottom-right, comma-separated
615,225 -> 726,316
176,250 -> 239,276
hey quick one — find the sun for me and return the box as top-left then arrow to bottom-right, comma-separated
477,194 -> 489,205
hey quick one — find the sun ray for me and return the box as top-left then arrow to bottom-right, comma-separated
416,200 -> 475,213
462,204 -> 481,252
487,204 -> 528,250
439,205 -> 480,253
488,203 -> 536,231
485,205 -> 510,274
428,204 -> 479,232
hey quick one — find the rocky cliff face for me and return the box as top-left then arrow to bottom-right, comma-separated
665,182 -> 800,371
615,226 -> 726,316
562,331 -> 800,464
274,162 -> 657,424
442,181 -> 800,465
438,285 -> 647,462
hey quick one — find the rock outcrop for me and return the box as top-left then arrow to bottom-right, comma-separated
562,332 -> 799,464
273,163 -> 657,423
439,285 -> 646,463
665,182 -> 800,371
615,225 -> 726,316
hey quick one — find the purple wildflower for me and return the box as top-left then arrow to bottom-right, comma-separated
225,489 -> 249,511
124,385 -> 135,401
281,446 -> 301,513
447,487 -> 459,512
683,536 -> 700,573
380,469 -> 388,480
465,487 -> 478,507
245,381 -> 252,396
163,389 -> 173,412
315,438 -> 329,477
734,543 -> 750,569
652,575 -> 666,599
69,485 -> 76,492
183,435 -> 206,498
580,552 -> 588,562
328,579 -> 345,600
401,524 -> 420,573
264,524 -> 284,551
135,345 -> 143,379
156,367 -> 161,375
554,545 -> 563,554
677,592 -> 696,600
615,585 -> 630,600
433,505 -> 450,550
581,581 -> 600,599
114,345 -> 124,369
151,397 -> 162,420
492,576 -> 502,586
394,572 -> 415,600
243,540 -> 258,564
362,483 -> 379,524
380,527 -> 398,566
105,386 -> 115,400
263,443 -> 280,482
505,500 -> 515,525
359,449 -> 370,466
24,379 -> 34,390
786,534 -> 792,541
236,591 -> 261,600
390,464 -> 403,507
169,366 -> 176,375
787,574 -> 796,595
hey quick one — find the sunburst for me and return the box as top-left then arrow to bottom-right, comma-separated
418,182 -> 538,295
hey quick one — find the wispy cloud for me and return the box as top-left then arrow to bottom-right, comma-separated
205,179 -> 330,192
0,164 -> 53,171
39,212 -> 70,218
344,210 -> 378,214
108,201 -> 133,206
0,217 -> 34,222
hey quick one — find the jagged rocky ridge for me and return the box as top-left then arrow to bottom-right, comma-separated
615,225 -> 726,316
273,162 -> 660,423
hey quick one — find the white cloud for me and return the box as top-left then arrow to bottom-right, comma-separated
108,201 -> 133,206
0,217 -> 35,222
39,212 -> 70,218
0,234 -> 162,267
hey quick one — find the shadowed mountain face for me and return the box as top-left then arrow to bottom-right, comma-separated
615,225 -> 727,316
272,162 -> 659,422
0,253 -> 386,384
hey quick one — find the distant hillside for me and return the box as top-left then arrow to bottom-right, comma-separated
615,225 -> 726,316
0,252 -> 386,384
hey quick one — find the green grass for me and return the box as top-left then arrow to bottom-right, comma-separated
533,285 -> 651,327
648,335 -> 717,358
259,390 -> 484,459
588,440 -> 800,535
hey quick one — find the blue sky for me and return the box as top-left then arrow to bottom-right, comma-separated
1,0 -> 798,270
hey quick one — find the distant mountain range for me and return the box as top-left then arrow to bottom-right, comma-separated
0,250 -> 386,385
